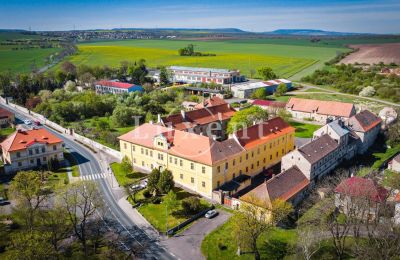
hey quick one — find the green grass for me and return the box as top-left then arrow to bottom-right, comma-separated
0,127 -> 15,141
201,216 -> 298,260
372,145 -> 400,169
289,120 -> 321,138
110,162 -> 146,187
47,171 -> 69,187
63,152 -> 80,177
66,39 -> 349,79
137,187 -> 210,232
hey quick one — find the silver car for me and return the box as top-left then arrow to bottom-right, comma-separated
205,209 -> 218,219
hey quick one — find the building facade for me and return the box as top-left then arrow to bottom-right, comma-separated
286,97 -> 356,124
169,66 -> 244,84
0,108 -> 14,128
119,118 -> 295,198
231,79 -> 292,99
0,128 -> 64,173
95,80 -> 143,95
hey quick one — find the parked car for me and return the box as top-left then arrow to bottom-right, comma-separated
205,209 -> 218,219
34,120 -> 41,126
131,179 -> 148,191
24,119 -> 32,125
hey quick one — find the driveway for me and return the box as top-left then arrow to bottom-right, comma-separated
163,209 -> 231,260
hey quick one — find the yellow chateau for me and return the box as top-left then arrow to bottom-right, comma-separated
119,117 -> 295,198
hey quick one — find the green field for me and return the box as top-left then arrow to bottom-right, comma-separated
0,32 -> 61,73
68,39 -> 350,79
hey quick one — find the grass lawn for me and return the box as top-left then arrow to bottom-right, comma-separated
201,216 -> 298,260
0,127 -> 15,142
289,120 -> 321,138
66,39 -> 349,79
372,145 -> 400,169
137,187 -> 210,233
63,152 -> 80,177
110,162 -> 146,187
47,171 -> 69,187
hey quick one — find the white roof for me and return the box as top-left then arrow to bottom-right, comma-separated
233,81 -> 268,91
169,66 -> 236,73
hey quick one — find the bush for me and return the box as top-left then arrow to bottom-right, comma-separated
150,197 -> 161,204
181,196 -> 201,216
359,86 -> 376,97
157,169 -> 174,194
143,189 -> 151,198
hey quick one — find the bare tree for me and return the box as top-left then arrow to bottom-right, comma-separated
297,227 -> 322,260
233,194 -> 293,260
58,181 -> 104,256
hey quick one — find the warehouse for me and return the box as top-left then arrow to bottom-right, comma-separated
231,79 -> 292,98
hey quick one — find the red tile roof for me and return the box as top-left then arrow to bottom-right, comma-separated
97,80 -> 135,89
252,99 -> 286,108
241,166 -> 309,204
287,97 -> 356,118
194,97 -> 227,109
0,128 -> 63,152
335,176 -> 388,203
118,123 -> 244,165
348,110 -> 382,133
0,108 -> 13,119
162,104 -> 236,130
234,117 -> 294,149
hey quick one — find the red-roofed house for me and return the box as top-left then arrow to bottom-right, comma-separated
251,99 -> 287,114
335,177 -> 388,221
0,108 -> 15,127
95,80 -> 143,95
286,97 -> 356,123
0,128 -> 64,173
347,110 -> 382,154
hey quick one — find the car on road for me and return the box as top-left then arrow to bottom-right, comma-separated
34,120 -> 41,126
24,119 -> 32,125
131,179 -> 148,190
205,209 -> 218,219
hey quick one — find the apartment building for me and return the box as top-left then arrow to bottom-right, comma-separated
169,66 -> 244,84
95,80 -> 143,95
286,97 -> 356,124
0,128 -> 64,173
119,117 -> 295,198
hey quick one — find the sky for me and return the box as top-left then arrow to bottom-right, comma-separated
0,0 -> 399,33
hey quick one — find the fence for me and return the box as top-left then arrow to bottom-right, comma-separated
166,205 -> 215,236
0,97 -> 123,161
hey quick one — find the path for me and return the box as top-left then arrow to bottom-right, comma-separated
293,83 -> 400,107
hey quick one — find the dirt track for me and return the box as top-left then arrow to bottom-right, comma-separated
341,43 -> 400,64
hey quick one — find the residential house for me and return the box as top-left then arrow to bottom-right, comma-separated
0,128 -> 64,173
95,80 -> 143,95
335,177 -> 389,221
347,110 -> 382,154
281,134 -> 342,182
119,117 -> 295,198
0,108 -> 14,128
159,103 -> 236,140
286,97 -> 356,124
169,66 -> 244,84
194,96 -> 227,109
241,165 -> 309,207
388,154 -> 400,172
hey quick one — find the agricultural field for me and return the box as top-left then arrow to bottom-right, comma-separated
0,32 -> 61,73
340,43 -> 400,64
68,39 -> 350,80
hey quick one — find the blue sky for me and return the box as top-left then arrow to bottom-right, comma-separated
1,0 -> 399,33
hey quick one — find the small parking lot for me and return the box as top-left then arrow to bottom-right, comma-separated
162,209 -> 231,260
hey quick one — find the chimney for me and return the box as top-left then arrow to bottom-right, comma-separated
157,114 -> 161,123
180,110 -> 185,119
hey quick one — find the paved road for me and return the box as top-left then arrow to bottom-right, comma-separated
163,210 -> 231,260
0,104 -> 175,260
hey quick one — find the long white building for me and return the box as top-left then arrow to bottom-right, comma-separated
169,66 -> 244,84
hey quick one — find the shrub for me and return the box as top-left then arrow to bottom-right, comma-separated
150,197 -> 161,204
143,189 -> 151,198
181,197 -> 201,216
359,86 -> 376,97
157,169 -> 174,194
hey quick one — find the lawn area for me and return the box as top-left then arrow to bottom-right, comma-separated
372,145 -> 400,169
289,120 -> 321,138
66,39 -> 349,79
137,187 -> 210,233
201,216 -> 298,260
63,152 -> 80,177
110,162 -> 146,187
47,171 -> 69,187
0,127 -> 15,141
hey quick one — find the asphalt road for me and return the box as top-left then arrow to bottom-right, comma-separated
0,104 -> 175,260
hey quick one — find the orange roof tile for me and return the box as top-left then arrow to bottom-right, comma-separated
234,117 -> 295,149
194,97 -> 227,109
0,128 -> 63,152
287,97 -> 356,118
